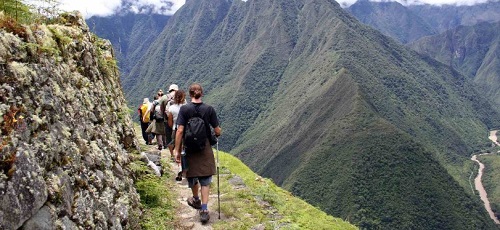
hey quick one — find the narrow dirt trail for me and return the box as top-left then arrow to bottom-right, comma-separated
169,160 -> 223,229
470,130 -> 500,225
156,148 -> 227,230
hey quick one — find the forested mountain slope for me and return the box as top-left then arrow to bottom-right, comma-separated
86,13 -> 169,90
410,21 -> 500,107
124,0 -> 500,228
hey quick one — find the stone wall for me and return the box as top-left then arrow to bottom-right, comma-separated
0,12 -> 141,229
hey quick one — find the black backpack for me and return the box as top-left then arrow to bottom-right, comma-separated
183,105 -> 209,151
151,100 -> 164,122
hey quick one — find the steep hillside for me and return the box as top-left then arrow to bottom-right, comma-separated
86,13 -> 170,90
124,0 -> 500,228
409,21 -> 500,106
347,0 -> 436,43
0,13 -> 141,229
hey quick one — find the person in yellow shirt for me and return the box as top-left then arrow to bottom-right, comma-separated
138,98 -> 152,145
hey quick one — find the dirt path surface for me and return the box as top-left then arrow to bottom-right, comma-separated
470,130 -> 500,224
170,161 -> 222,229
155,148 -> 227,230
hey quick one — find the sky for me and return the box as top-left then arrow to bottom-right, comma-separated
32,0 -> 495,19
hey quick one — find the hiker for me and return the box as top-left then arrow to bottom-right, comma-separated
160,84 -> 179,157
145,94 -> 166,150
167,89 -> 187,161
174,83 -> 221,224
137,98 -> 151,145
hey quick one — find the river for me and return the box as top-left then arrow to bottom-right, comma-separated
470,130 -> 500,224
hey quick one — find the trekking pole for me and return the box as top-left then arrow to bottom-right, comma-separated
216,138 -> 221,219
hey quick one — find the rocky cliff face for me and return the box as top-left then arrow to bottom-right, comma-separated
0,12 -> 141,229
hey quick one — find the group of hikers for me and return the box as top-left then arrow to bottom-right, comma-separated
137,83 -> 222,224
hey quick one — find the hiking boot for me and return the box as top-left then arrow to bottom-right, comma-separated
200,210 -> 210,224
175,171 -> 182,181
187,197 -> 201,209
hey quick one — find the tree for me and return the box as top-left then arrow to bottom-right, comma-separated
1,0 -> 31,21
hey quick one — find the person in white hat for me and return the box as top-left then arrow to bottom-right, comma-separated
168,84 -> 179,92
159,84 -> 180,158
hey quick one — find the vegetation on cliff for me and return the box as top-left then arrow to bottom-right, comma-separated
0,6 -> 141,229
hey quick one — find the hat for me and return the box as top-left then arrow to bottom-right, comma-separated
143,98 -> 149,104
168,84 -> 179,92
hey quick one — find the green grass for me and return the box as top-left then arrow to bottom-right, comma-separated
128,155 -> 176,229
130,124 -> 177,229
135,173 -> 176,229
215,152 -> 357,229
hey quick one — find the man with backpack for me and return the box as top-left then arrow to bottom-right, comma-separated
174,83 -> 221,224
